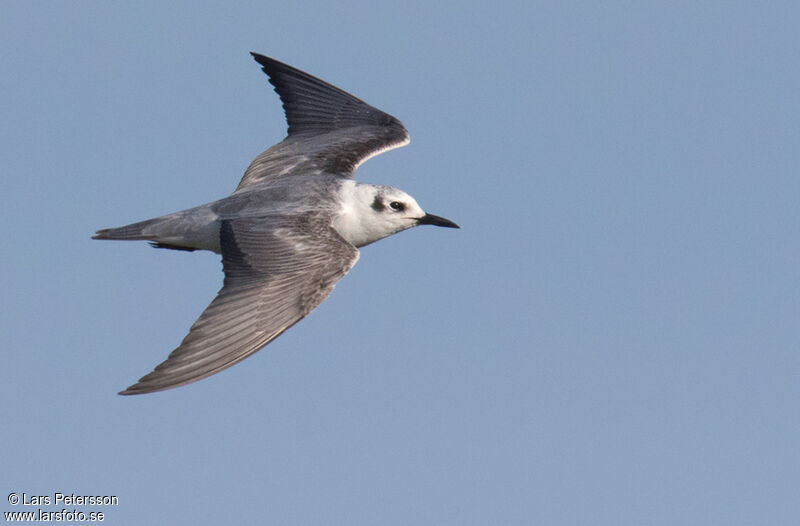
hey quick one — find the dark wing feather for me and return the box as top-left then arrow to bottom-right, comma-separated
236,53 -> 409,190
253,53 -> 400,136
119,214 -> 359,395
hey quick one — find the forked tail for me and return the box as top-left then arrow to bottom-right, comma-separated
92,217 -> 165,242
92,208 -> 219,253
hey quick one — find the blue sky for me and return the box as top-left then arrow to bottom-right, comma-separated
2,1 -> 798,524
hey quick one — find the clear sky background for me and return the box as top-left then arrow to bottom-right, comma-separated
2,2 -> 798,524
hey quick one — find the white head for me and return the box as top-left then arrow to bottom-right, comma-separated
334,182 -> 459,248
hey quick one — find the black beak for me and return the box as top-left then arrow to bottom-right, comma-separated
417,213 -> 460,229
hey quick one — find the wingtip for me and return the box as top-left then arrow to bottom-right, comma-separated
118,376 -> 158,395
118,383 -> 154,396
118,372 -> 179,395
250,51 -> 275,68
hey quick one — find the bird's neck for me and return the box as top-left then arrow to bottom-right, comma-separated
332,181 -> 391,248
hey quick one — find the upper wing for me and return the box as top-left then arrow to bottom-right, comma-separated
119,214 -> 359,395
235,53 -> 409,191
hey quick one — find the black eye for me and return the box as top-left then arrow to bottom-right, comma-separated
389,201 -> 405,211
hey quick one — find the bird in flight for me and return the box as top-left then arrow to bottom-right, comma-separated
94,52 -> 459,395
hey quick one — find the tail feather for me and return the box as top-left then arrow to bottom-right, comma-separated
149,242 -> 197,252
92,217 -> 164,241
93,208 -> 220,253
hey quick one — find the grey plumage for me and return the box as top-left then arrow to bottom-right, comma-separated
127,215 -> 358,394
238,52 -> 409,186
94,53 -> 457,395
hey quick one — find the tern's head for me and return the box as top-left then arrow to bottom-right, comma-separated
334,182 -> 459,247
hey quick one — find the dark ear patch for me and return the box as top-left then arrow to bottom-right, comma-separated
371,195 -> 385,211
